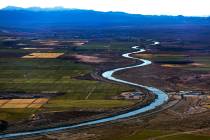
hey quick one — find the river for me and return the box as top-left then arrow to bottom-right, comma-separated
0,46 -> 168,139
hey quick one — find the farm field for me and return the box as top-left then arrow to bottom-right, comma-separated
0,39 -> 135,122
134,53 -> 210,72
1,20 -> 210,140
44,99 -> 134,110
111,129 -> 210,140
22,53 -> 64,58
0,98 -> 48,109
78,41 -> 136,52
0,109 -> 36,121
158,134 -> 210,140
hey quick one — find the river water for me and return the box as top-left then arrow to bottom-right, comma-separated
0,46 -> 168,139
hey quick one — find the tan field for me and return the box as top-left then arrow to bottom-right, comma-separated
31,40 -> 60,46
39,40 -> 60,46
2,103 -> 29,108
9,99 -> 35,104
22,53 -> 64,59
27,104 -> 43,109
190,63 -> 206,66
0,100 -> 9,106
22,48 -> 54,50
33,98 -> 49,104
72,54 -> 107,63
161,64 -> 185,68
134,53 -> 153,59
0,98 -> 49,109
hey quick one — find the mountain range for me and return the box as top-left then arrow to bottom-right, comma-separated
0,6 -> 210,29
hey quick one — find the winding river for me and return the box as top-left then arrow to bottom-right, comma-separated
0,46 -> 168,139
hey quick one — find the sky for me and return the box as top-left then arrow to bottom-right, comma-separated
0,0 -> 210,16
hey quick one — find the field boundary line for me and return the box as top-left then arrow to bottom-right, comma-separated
0,100 -> 10,108
85,87 -> 96,100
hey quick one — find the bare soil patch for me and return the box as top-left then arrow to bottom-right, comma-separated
72,54 -> 107,63
22,53 -> 64,59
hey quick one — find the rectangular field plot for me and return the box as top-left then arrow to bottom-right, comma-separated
27,104 -> 43,109
22,53 -> 64,59
0,100 -> 10,107
33,98 -> 49,104
2,103 -> 29,108
0,98 -> 49,109
9,99 -> 35,104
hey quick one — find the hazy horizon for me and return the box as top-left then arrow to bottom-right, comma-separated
0,0 -> 210,17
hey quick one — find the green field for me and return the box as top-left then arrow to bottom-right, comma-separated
158,134 -> 210,140
0,57 -> 131,120
0,41 -> 133,121
0,56 -> 130,98
45,100 -> 134,110
189,56 -> 210,71
138,54 -> 189,63
0,109 -> 36,121
135,53 -> 210,71
154,54 -> 188,62
116,130 -> 172,140
111,129 -> 210,140
77,41 -> 136,52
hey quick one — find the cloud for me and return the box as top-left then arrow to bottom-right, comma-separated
0,0 -> 209,16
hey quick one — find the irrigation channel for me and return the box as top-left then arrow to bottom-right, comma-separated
0,46 -> 168,139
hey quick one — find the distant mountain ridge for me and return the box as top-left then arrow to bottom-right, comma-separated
0,6 -> 210,29
2,6 -> 74,11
